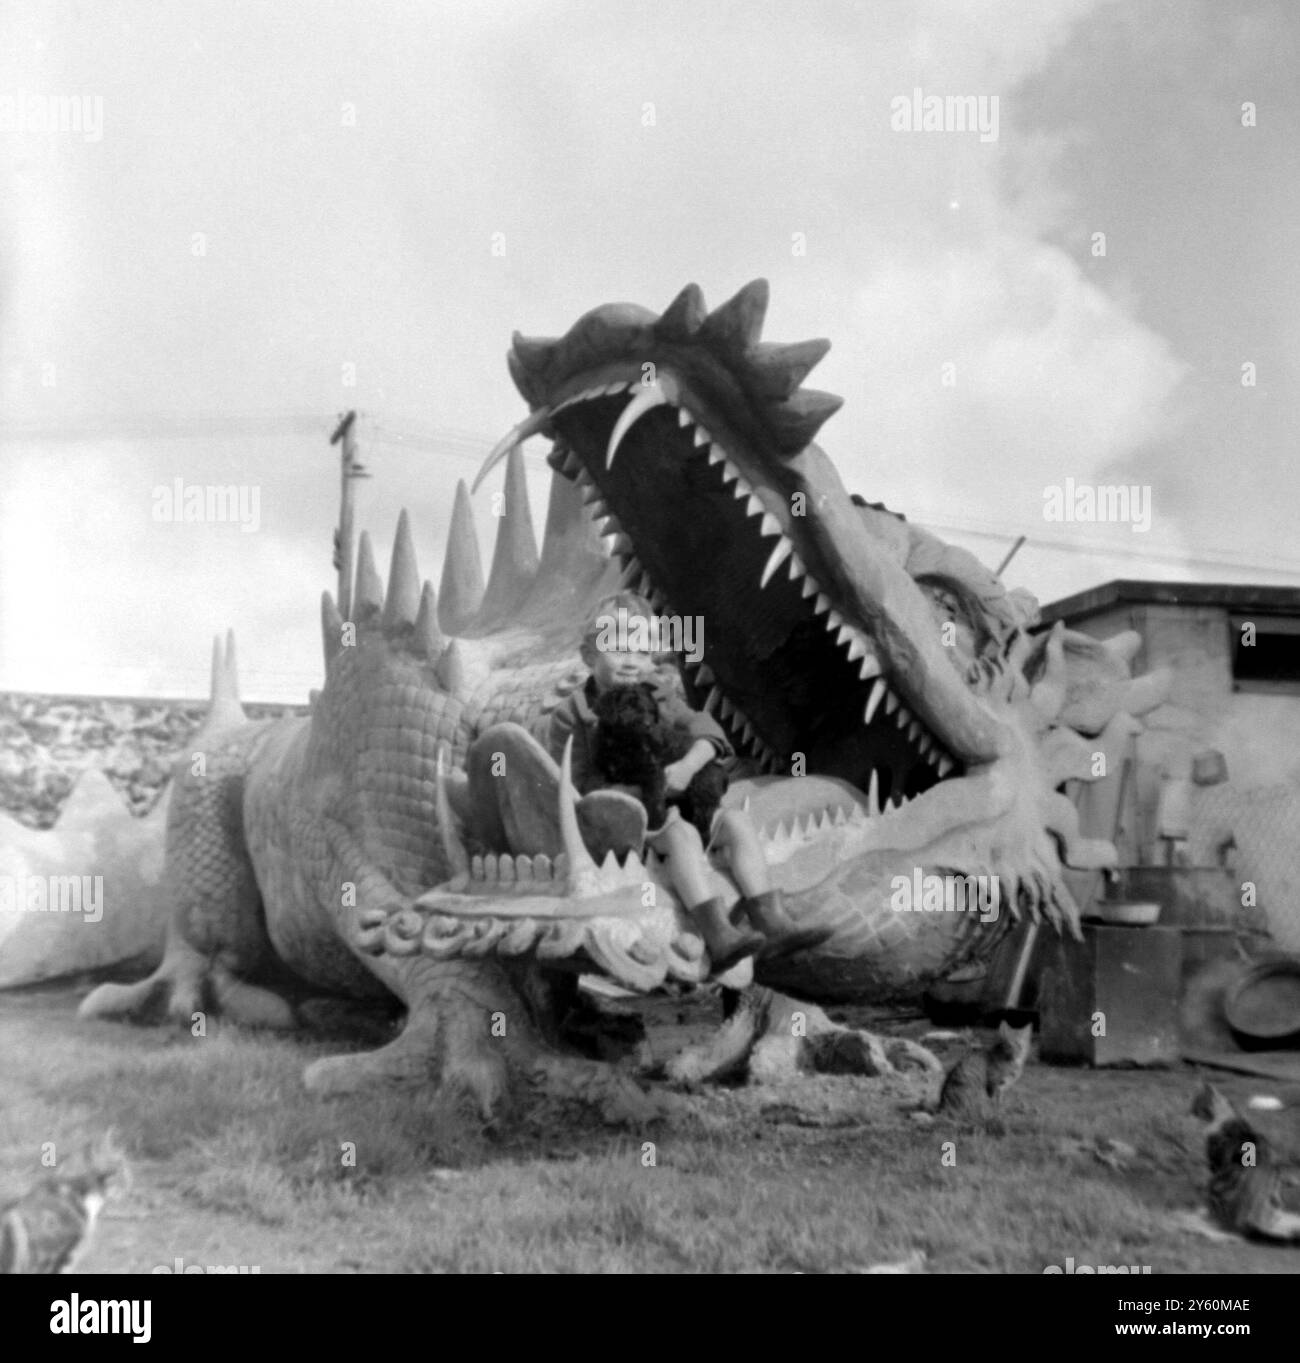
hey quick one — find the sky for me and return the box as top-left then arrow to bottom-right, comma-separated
1,0 -> 1296,701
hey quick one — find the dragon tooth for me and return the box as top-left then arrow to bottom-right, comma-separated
693,424 -> 712,447
884,687 -> 900,716
858,654 -> 881,681
895,704 -> 911,730
557,737 -> 603,894
721,458 -> 741,485
863,677 -> 886,725
827,608 -> 844,631
498,855 -> 515,884
483,853 -> 499,881
610,532 -> 634,557
515,854 -> 533,883
696,663 -> 715,686
720,695 -> 736,721
867,769 -> 881,816
907,717 -> 922,744
707,444 -> 726,465
917,733 -> 934,759
734,474 -> 754,500
606,374 -> 679,468
759,536 -> 793,588
788,552 -> 804,581
677,406 -> 692,428
937,754 -> 955,778
619,556 -> 643,588
471,405 -> 553,494
759,512 -> 782,539
704,686 -> 722,714
814,593 -> 831,616
744,492 -> 764,518
801,573 -> 819,600
846,632 -> 867,662
471,853 -> 484,881
835,622 -> 853,647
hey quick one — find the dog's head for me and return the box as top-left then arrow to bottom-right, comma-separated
592,682 -> 664,736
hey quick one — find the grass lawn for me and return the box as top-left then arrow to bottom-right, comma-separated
1,982 -> 1297,1274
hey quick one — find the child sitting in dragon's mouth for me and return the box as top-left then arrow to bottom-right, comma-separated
544,592 -> 830,970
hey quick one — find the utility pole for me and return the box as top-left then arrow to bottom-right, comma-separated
995,534 -> 1026,578
330,411 -> 370,619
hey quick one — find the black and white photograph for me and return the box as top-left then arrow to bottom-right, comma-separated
0,0 -> 1297,1304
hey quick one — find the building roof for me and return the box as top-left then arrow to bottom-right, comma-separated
1039,579 -> 1300,626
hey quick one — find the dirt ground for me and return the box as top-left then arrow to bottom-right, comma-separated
2,981 -> 1298,1274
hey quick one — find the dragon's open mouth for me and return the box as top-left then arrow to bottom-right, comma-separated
542,382 -> 958,813
475,279 -> 997,825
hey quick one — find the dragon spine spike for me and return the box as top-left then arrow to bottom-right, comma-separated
766,386 -> 845,455
656,281 -> 707,340
437,480 -> 486,634
435,637 -> 466,694
747,337 -> 833,401
413,582 -> 443,659
557,736 -> 602,892
353,531 -> 385,618
477,446 -> 540,623
381,509 -> 422,632
203,628 -> 245,731
535,464 -> 604,586
320,591 -> 343,667
700,277 -> 769,352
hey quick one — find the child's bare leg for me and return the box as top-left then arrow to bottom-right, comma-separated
647,817 -> 714,905
648,813 -> 762,972
711,809 -> 771,898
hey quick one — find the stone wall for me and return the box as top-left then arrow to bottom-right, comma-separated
0,692 -> 308,830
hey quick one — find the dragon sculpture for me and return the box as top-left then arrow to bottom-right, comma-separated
79,280 -> 1169,1119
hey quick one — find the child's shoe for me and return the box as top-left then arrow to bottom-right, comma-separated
690,897 -> 764,973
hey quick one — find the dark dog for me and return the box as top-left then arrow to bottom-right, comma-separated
590,683 -> 728,841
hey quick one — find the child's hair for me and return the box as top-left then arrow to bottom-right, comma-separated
581,592 -> 657,652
